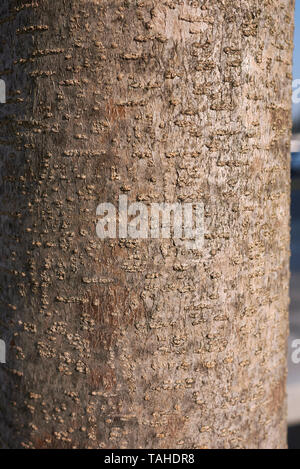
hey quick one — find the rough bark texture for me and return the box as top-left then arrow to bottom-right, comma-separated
0,0 -> 294,449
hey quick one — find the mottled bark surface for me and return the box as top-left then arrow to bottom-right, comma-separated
0,0 -> 294,449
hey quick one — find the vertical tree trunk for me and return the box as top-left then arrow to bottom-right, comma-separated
0,0 -> 294,449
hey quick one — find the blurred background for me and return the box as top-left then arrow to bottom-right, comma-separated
288,0 -> 300,449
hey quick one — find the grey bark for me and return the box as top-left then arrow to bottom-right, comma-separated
0,0 -> 294,449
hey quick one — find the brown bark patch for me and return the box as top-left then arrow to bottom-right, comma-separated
88,365 -> 116,391
266,376 -> 286,416
106,99 -> 126,123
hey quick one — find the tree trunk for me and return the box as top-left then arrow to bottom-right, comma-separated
0,0 -> 294,449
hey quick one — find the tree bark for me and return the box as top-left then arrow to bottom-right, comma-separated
0,0 -> 294,449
